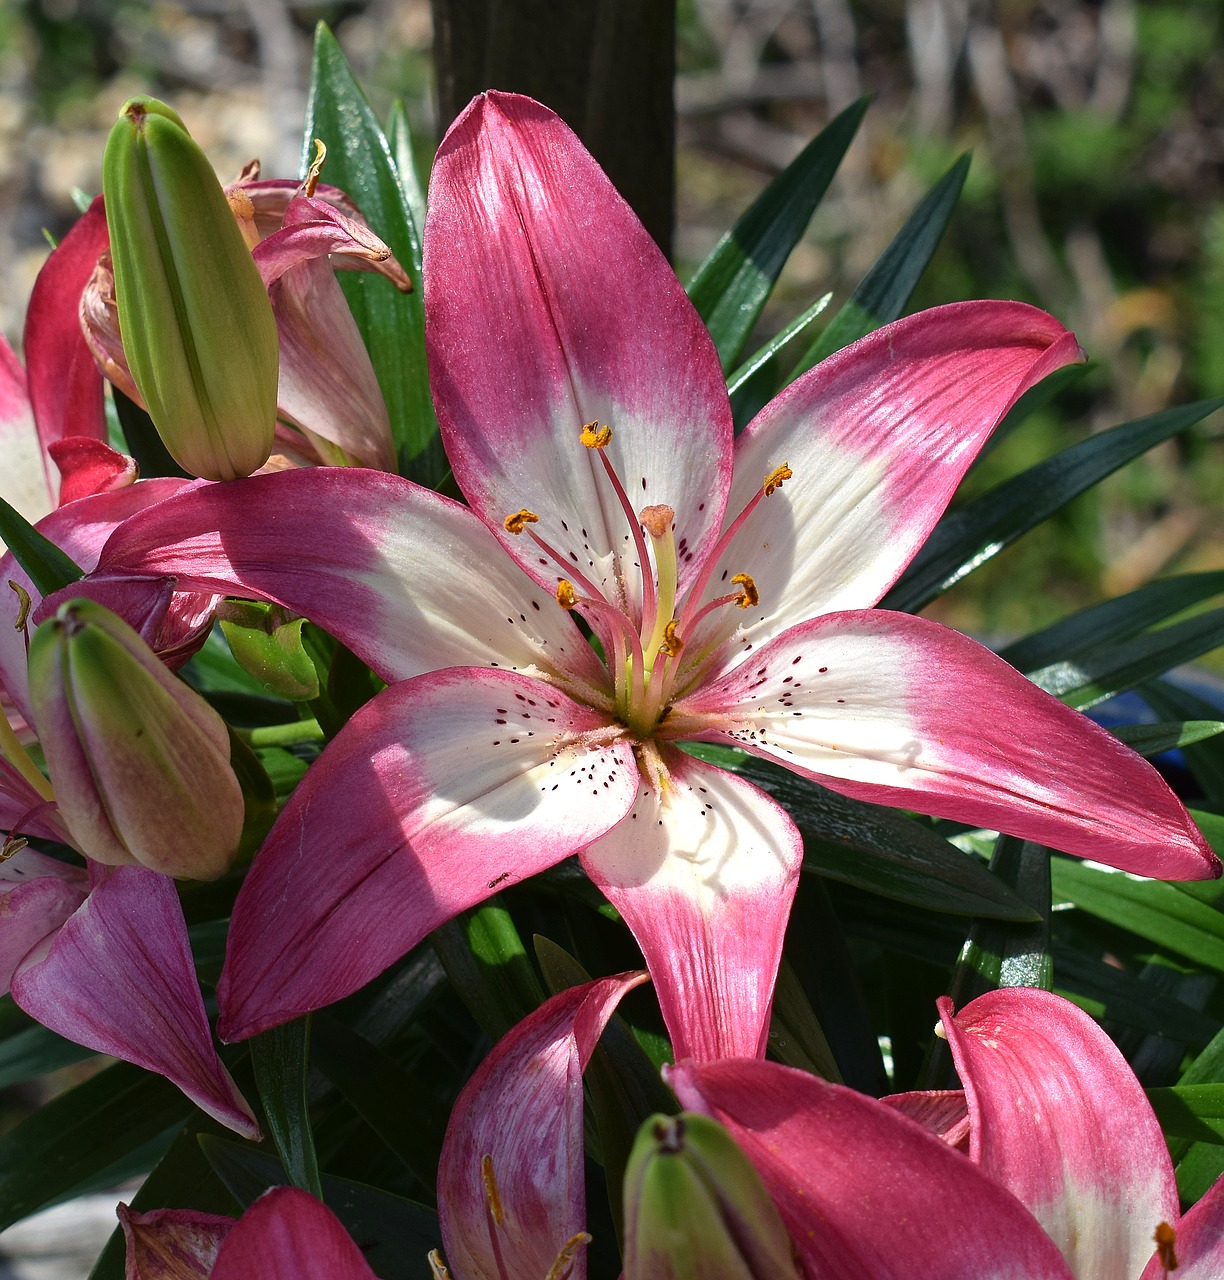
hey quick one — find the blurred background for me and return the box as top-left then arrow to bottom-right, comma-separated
3,0 -> 1223,639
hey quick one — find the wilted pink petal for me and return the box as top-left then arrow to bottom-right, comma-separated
49,437 -> 138,504
119,1203 -> 234,1280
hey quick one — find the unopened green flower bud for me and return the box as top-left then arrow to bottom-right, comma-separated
623,1112 -> 801,1280
27,598 -> 244,880
102,96 -> 279,481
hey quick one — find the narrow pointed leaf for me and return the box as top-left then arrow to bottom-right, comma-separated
249,1018 -> 321,1199
0,494 -> 84,595
1028,606 -> 1224,710
0,1061 -> 187,1231
687,97 -> 868,370
1142,679 -> 1224,803
1000,572 -> 1224,673
790,153 -> 970,376
1147,1085 -> 1224,1145
198,1137 -> 438,1280
303,23 -> 441,485
883,398 -> 1224,613
0,1000 -> 93,1088
385,100 -> 425,261
1111,720 -> 1224,758
1052,855 -> 1224,972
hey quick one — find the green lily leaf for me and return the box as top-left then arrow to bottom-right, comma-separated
250,1017 -> 322,1198
1027,606 -> 1224,710
1110,720 -> 1224,758
687,98 -> 868,370
199,1136 -> 439,1280
0,495 -> 83,596
0,1061 -> 187,1231
1149,1085 -> 1224,1146
385,99 -> 427,261
790,152 -> 970,377
1141,679 -> 1224,803
304,23 -> 443,486
0,997 -> 93,1089
883,398 -> 1224,614
1000,571 -> 1224,674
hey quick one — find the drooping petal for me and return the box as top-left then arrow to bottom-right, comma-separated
48,437 -> 138,504
691,302 -> 1081,661
23,196 -> 109,473
253,195 -> 410,290
209,1188 -> 376,1280
0,478 -> 191,716
582,748 -> 802,1061
218,668 -> 638,1040
1139,1176 -> 1224,1280
437,973 -> 647,1280
118,1203 -> 235,1280
0,336 -> 51,534
940,988 -> 1179,1280
11,864 -> 260,1137
0,751 -> 72,846
675,609 -> 1217,879
425,92 -> 733,607
96,468 -> 607,691
0,849 -> 88,992
670,1057 -> 1075,1280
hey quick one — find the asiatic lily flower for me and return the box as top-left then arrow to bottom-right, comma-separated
671,988 -> 1224,1279
93,92 -> 1216,1059
79,156 -> 410,473
118,1188 -> 376,1280
0,490 -> 256,1137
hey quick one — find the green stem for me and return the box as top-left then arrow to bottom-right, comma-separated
241,719 -> 324,748
0,714 -> 54,802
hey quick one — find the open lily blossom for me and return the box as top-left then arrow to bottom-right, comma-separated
94,91 -> 1214,1059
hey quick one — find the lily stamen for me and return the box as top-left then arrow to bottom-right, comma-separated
481,1153 -> 505,1226
544,1232 -> 593,1280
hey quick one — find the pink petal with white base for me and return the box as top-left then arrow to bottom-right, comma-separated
11,864 -> 259,1137
23,196 -> 108,470
677,609 -> 1217,879
0,336 -> 50,533
118,1203 -> 234,1280
582,748 -> 801,1061
218,668 -> 638,1040
97,469 -> 607,691
426,93 -> 732,601
209,1188 -> 375,1280
941,989 -> 1179,1280
670,1057 -> 1075,1280
0,850 -> 88,991
0,479 -> 190,717
696,302 -> 1081,657
437,972 -> 647,1280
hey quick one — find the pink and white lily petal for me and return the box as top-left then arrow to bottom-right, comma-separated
118,1203 -> 235,1280
96,469 -> 608,692
48,437 -> 138,505
1140,1177 -> 1224,1279
0,478 -> 196,717
940,989 -> 1180,1280
676,609 -> 1217,879
670,1056 -> 1075,1280
694,302 -> 1082,660
425,92 -> 733,602
0,337 -> 50,536
23,195 -> 109,480
218,669 -> 638,1040
582,748 -> 802,1061
209,1188 -> 376,1280
0,848 -> 88,992
437,972 -> 648,1280
10,864 -> 260,1138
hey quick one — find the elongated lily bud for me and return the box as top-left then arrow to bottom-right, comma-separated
102,96 -> 279,480
622,1112 -> 802,1280
27,598 -> 244,880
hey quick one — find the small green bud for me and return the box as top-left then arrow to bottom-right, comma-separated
102,96 -> 279,481
217,602 -> 320,701
623,1113 -> 802,1280
27,598 -> 244,880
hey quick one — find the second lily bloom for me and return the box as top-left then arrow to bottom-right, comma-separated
96,92 -> 1217,1061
